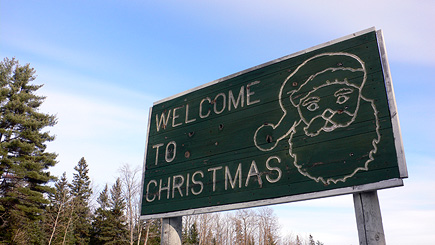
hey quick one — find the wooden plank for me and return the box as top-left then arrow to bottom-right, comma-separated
376,30 -> 408,178
142,178 -> 402,219
161,217 -> 182,245
353,191 -> 386,245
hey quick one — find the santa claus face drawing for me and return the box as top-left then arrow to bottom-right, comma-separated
296,80 -> 360,137
254,53 -> 380,185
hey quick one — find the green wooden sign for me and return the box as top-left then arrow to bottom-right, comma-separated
140,28 -> 407,219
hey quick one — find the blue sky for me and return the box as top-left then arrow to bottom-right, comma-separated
1,0 -> 434,244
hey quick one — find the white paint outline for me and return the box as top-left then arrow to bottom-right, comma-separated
299,79 -> 360,137
254,52 -> 366,151
290,95 -> 381,185
253,52 -> 381,185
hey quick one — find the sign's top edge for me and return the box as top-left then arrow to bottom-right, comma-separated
153,27 -> 377,106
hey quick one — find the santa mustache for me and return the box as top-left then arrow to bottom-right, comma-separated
303,108 -> 355,137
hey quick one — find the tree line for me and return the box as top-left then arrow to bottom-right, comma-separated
182,208 -> 324,245
0,58 -> 324,244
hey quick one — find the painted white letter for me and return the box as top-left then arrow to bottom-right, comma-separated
172,106 -> 183,128
165,141 -> 176,163
185,104 -> 197,124
158,177 -> 171,200
152,143 -> 164,165
191,171 -> 204,195
146,180 -> 157,202
156,110 -> 171,132
225,164 -> 242,190
247,81 -> 261,106
228,86 -> 244,111
199,97 -> 211,119
172,175 -> 185,198
186,173 -> 190,196
245,160 -> 263,187
208,166 -> 223,192
266,156 -> 282,183
214,93 -> 226,114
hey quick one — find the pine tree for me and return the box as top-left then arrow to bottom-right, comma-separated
186,222 -> 199,245
91,184 -> 111,244
109,178 -> 128,244
69,157 -> 93,244
92,179 -> 128,244
0,57 -> 57,243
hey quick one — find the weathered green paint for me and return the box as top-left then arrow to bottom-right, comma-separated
140,29 -> 405,218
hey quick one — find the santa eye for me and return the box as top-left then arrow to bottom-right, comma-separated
336,95 -> 349,104
307,103 -> 319,111
302,97 -> 320,112
334,88 -> 353,105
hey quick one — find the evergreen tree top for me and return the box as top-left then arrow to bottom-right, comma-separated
1,57 -> 57,186
70,157 -> 92,201
110,178 -> 125,212
98,184 -> 109,210
0,57 -> 58,243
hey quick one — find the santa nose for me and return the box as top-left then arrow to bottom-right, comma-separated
322,109 -> 334,119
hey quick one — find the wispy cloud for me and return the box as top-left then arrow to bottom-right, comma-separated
146,0 -> 435,67
39,84 -> 154,185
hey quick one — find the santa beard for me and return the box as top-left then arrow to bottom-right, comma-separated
289,98 -> 380,185
303,108 -> 356,137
